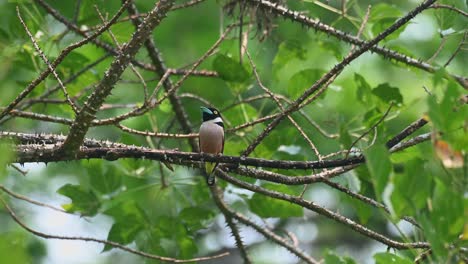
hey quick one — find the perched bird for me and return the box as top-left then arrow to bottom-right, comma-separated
199,106 -> 224,185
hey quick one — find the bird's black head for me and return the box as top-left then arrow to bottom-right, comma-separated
200,106 -> 222,122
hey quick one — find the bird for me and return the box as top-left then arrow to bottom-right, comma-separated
199,106 -> 224,185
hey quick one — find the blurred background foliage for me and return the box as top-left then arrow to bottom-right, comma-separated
0,0 -> 466,263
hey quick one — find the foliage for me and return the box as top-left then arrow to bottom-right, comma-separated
0,0 -> 466,263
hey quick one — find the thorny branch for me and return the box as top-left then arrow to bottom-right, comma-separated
61,0 -> 175,155
1,0 -> 466,262
241,0 -> 438,157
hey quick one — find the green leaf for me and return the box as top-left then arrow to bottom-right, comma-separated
428,81 -> 465,131
212,54 -> 249,83
348,196 -> 373,225
272,40 -> 306,78
374,252 -> 412,264
0,232 -> 32,263
102,201 -> 149,251
370,4 -> 405,41
319,38 -> 344,60
372,83 -> 403,105
179,207 -> 215,231
287,69 -> 324,98
324,250 -> 357,264
89,164 -> 122,194
364,143 -> 391,200
0,140 -> 14,179
177,236 -> 198,259
354,73 -> 373,105
427,81 -> 467,152
103,221 -> 143,252
104,200 -> 149,224
248,183 -> 303,218
57,184 -> 100,216
420,179 -> 464,259
391,158 -> 432,218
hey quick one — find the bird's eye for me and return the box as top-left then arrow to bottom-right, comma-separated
213,111 -> 218,114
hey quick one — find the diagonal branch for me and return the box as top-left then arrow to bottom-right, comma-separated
241,0 -> 437,157
210,186 -> 318,263
245,0 -> 467,89
210,187 -> 251,263
125,0 -> 198,151
0,1 -> 130,122
60,0 -> 174,156
216,170 -> 430,250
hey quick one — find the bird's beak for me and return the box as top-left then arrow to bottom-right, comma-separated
200,106 -> 212,114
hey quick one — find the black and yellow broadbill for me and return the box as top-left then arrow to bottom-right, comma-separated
199,106 -> 224,185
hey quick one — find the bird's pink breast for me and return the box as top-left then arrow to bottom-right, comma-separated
199,122 -> 224,154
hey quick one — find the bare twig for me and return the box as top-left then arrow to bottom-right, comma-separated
0,0 -> 131,122
17,7 -> 79,113
0,198 -> 229,262
210,186 -> 318,263
346,103 -> 393,158
429,4 -> 468,17
244,0 -> 467,88
241,0 -> 437,157
61,0 -> 174,156
216,170 -> 430,250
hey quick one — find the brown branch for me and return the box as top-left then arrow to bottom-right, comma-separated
216,170 -> 430,250
346,103 -> 393,158
17,7 -> 79,114
429,4 -> 468,17
209,187 -> 252,263
210,186 -> 319,263
444,31 -> 467,68
12,143 -> 364,169
386,118 -> 428,148
171,0 -> 207,11
0,0 -> 131,122
245,0 -> 467,89
61,0 -> 175,156
319,179 -> 420,228
241,0 -> 437,157
246,49 -> 322,160
125,0 -> 198,151
34,0 -> 156,72
0,198 -> 229,263
0,185 -> 67,213
117,124 -> 198,138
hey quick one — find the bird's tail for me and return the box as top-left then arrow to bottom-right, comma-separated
205,162 -> 216,185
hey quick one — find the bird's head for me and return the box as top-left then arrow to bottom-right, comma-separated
200,106 -> 222,124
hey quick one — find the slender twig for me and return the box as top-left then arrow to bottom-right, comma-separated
61,0 -> 174,156
216,170 -> 430,250
0,198 -> 229,262
34,0 -> 156,72
171,0 -> 207,11
209,187 -> 251,263
429,4 -> 468,17
0,185 -> 67,213
245,49 -> 322,160
94,6 -> 149,102
244,0 -> 467,88
17,7 -> 79,113
125,0 -> 198,151
210,186 -> 318,263
444,31 -> 467,67
345,103 -> 393,158
349,5 -> 371,53
241,0 -> 437,157
0,0 -> 131,122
